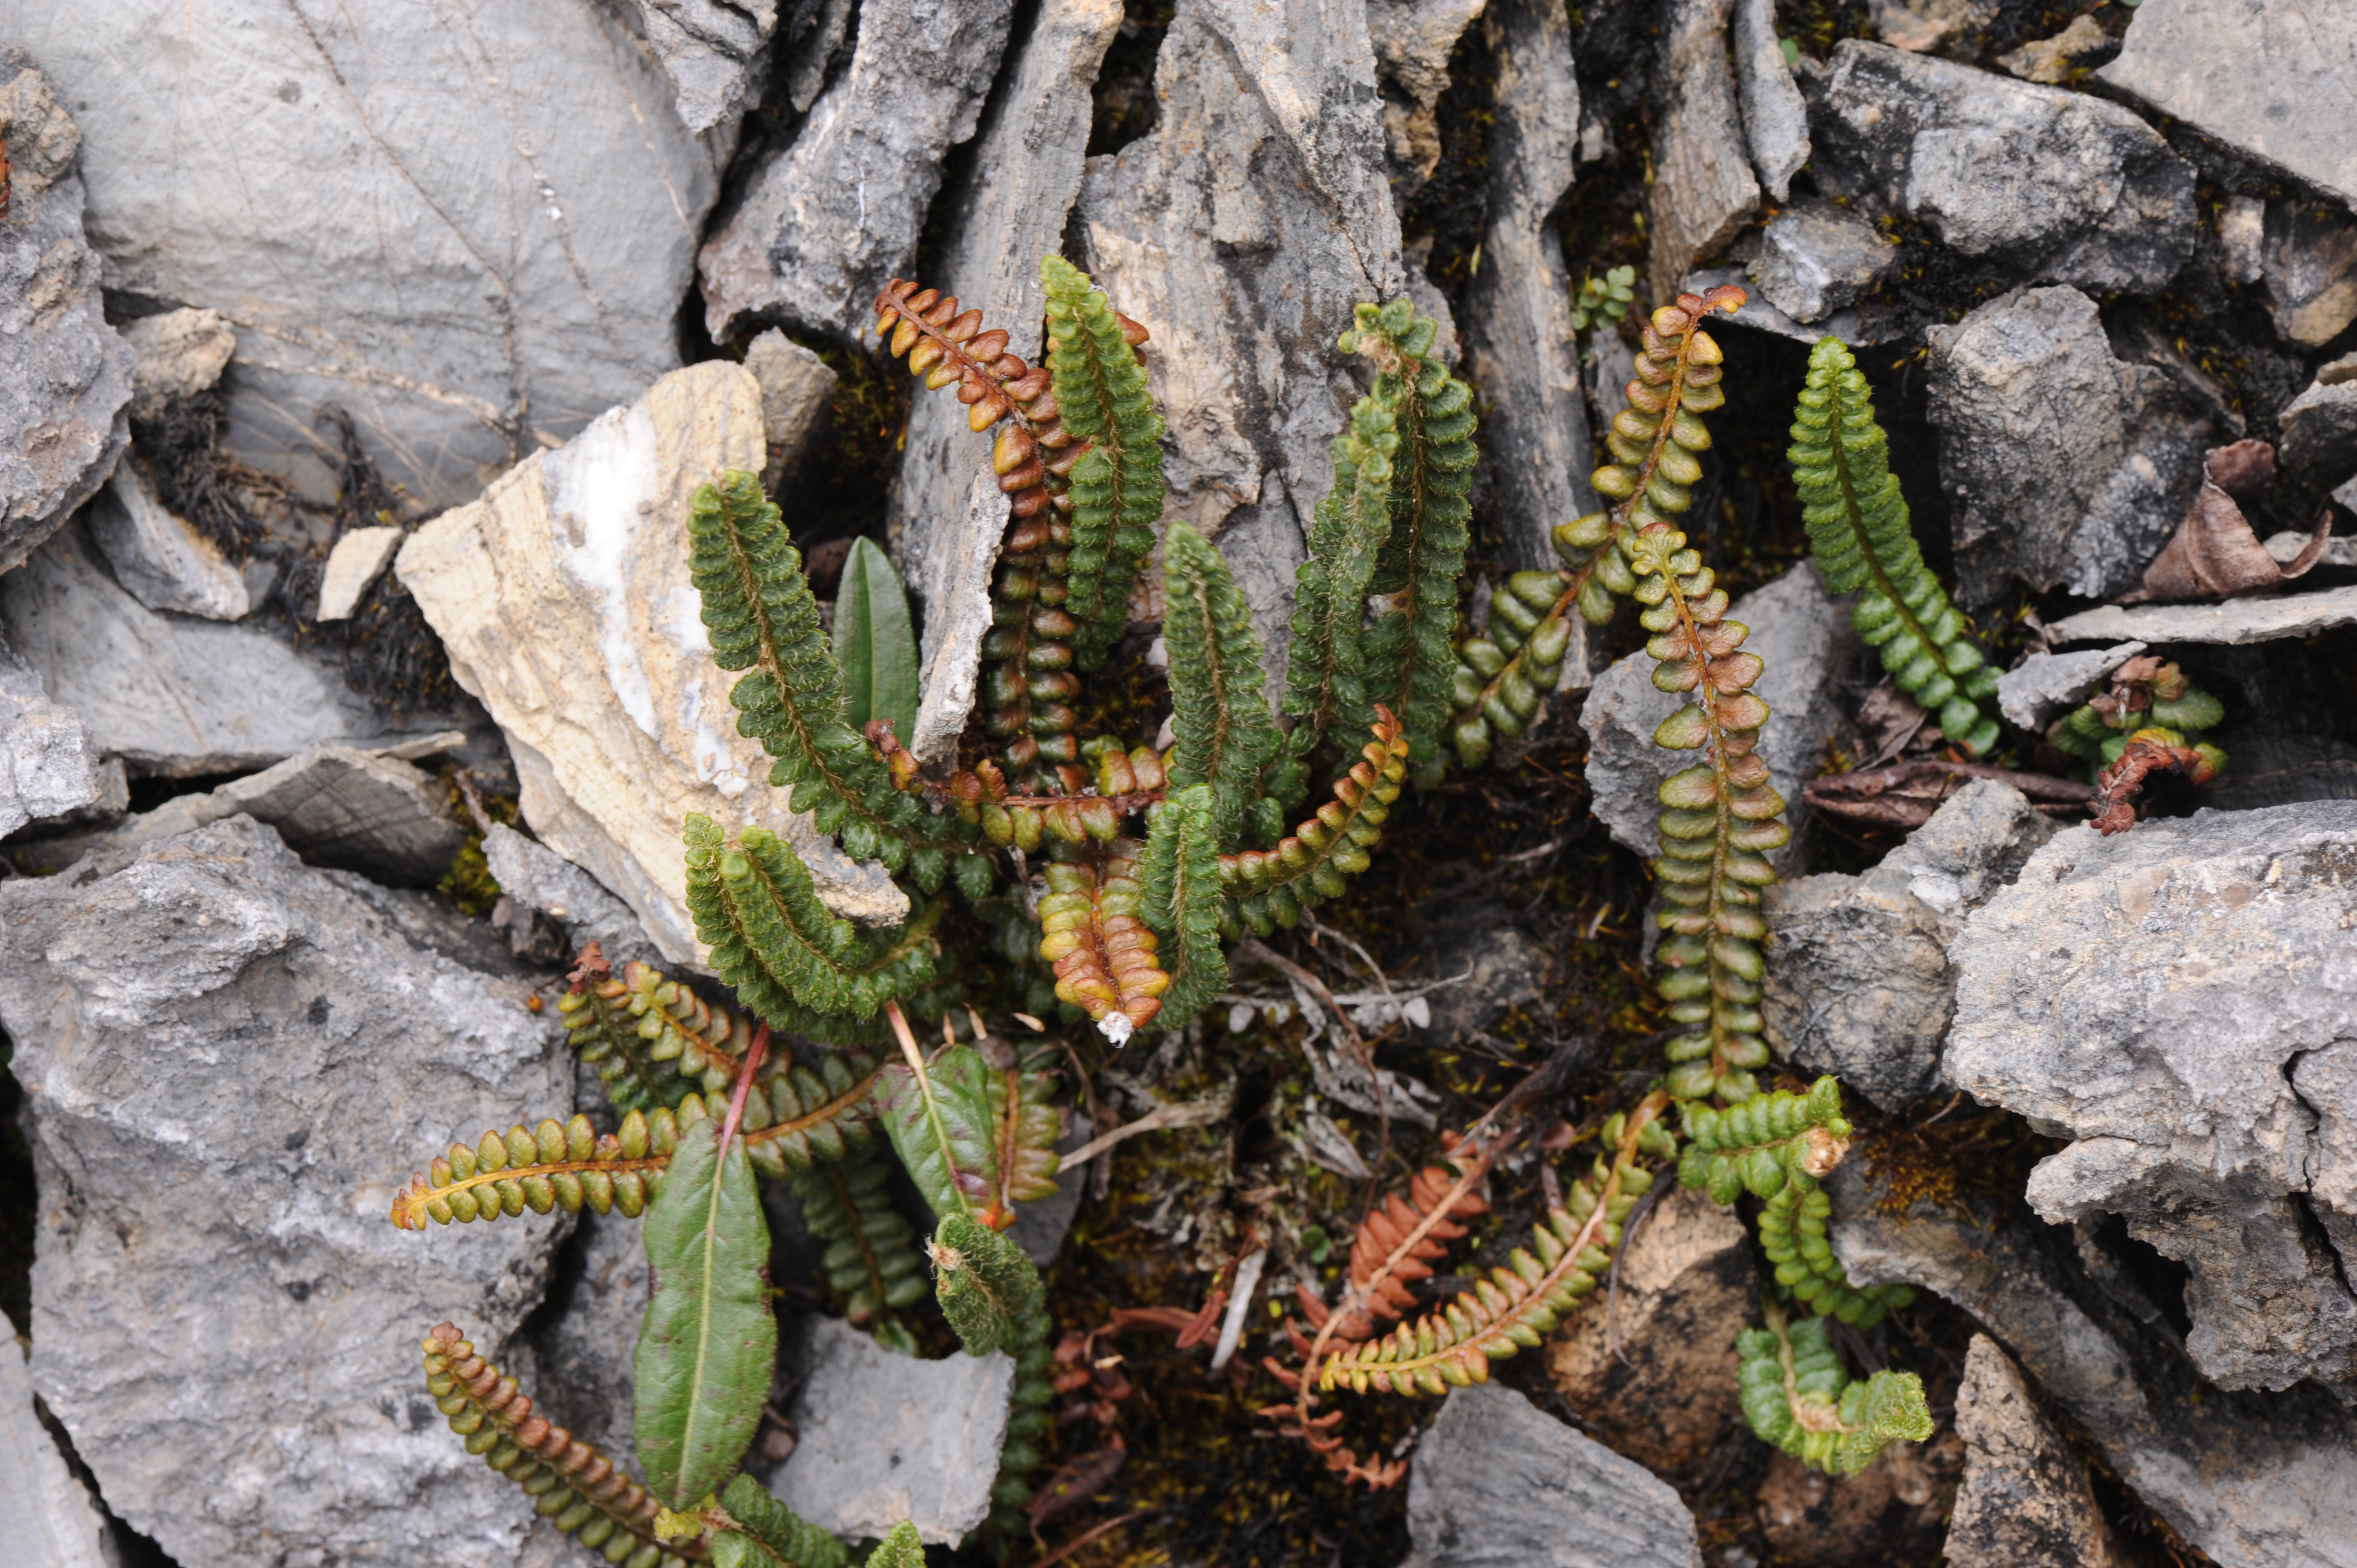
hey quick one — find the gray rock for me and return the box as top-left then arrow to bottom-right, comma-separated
2045,585 -> 2357,647
0,1334 -> 111,1568
119,306 -> 236,420
2,518 -> 434,776
1462,0 -> 1598,582
1944,803 -> 2357,1399
2279,376 -> 2357,482
14,4 -> 729,512
1583,561 -> 1857,867
697,0 -> 1016,344
1007,1117 -> 1090,1267
761,1314 -> 1014,1547
910,475 -> 1008,767
1646,0 -> 1761,304
1075,0 -> 1404,679
1733,0 -> 1809,201
1404,1382 -> 1703,1568
1994,13 -> 2112,85
0,816 -> 575,1568
744,329 -> 838,493
521,1206 -> 647,1463
480,823 -> 661,971
314,524 -> 405,622
1688,265 -> 1904,347
1411,915 -> 1546,1046
2198,733 -> 2357,814
1810,41 -> 2197,296
1948,1335 -> 2123,1568
1748,201 -> 1898,324
632,0 -> 778,134
1996,642 -> 2146,731
1765,778 -> 2057,1111
780,0 -> 858,114
1831,1167 -> 2357,1568
2257,200 -> 2357,348
0,58 -> 133,579
1369,0 -> 1489,194
2099,0 -> 2357,209
1927,286 -> 2211,607
86,461 -> 249,621
2265,530 -> 2357,569
886,0 -> 1122,644
0,627 -> 101,838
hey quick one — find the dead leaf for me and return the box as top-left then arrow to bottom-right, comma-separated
2132,440 -> 2330,601
1855,679 -> 1931,768
2091,730 -> 2219,835
1803,760 -> 2096,830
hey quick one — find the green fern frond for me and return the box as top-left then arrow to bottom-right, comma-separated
861,1523 -> 925,1568
1221,708 -> 1409,936
1791,338 -> 2000,755
713,1475 -> 847,1568
390,1105 -> 705,1229
1447,509 -> 1642,767
1042,255 -> 1165,670
1162,519 -> 1282,849
559,947 -> 701,1112
1141,783 -> 1229,1029
986,1046 -> 1064,1214
928,1210 -> 1056,1538
791,1148 -> 930,1325
1283,391 -> 1397,761
1738,1306 -> 1932,1474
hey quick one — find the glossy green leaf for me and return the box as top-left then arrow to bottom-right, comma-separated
876,1043 -> 999,1222
634,1117 -> 776,1508
832,536 -> 920,745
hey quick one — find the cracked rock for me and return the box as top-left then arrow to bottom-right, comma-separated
2256,199 -> 2357,348
11,7 -> 729,511
1732,0 -> 1809,201
698,0 -> 1016,344
86,460 -> 249,621
120,306 -> 235,420
2279,374 -> 2357,483
1927,286 -> 2211,608
0,626 -> 102,838
398,362 -> 907,965
1646,0 -> 1761,304
1,1334 -> 110,1568
1747,200 -> 1899,324
0,56 -> 133,578
631,0 -> 778,134
744,329 -> 838,494
2044,585 -> 2357,648
481,823 -> 661,971
2099,0 -> 2357,210
1947,1334 -> 2122,1568
1764,778 -> 2057,1111
1369,0 -> 1488,194
1810,41 -> 2197,297
0,815 -> 575,1568
1944,801 -> 2357,1399
909,475 -> 1009,767
1406,1382 -> 1704,1568
1995,641 -> 2147,731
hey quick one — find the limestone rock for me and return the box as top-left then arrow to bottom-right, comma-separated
1926,286 -> 2211,607
519,1206 -> 647,1463
1810,42 -> 2197,297
759,1314 -> 1014,1546
0,627 -> 101,838
1407,913 -> 1546,1045
698,0 -> 1016,343
2256,199 -> 2357,348
0,816 -> 575,1568
1686,264 -> 1903,347
1994,13 -> 2112,85
1868,0 -> 1994,54
780,0 -> 857,114
1732,0 -> 1809,201
632,0 -> 779,134
2264,530 -> 2357,569
0,57 -> 133,578
1404,1383 -> 1704,1568
2279,375 -> 2357,482
1995,641 -> 2146,731
1583,561 -> 1856,866
1369,0 -> 1489,194
743,329 -> 838,493
1764,779 -> 2056,1111
0,1335 -> 110,1568
1944,802 -> 2357,1398
1545,1186 -> 1754,1472
1947,1335 -> 2122,1568
2045,585 -> 2357,647
1646,0 -> 1761,305
86,461 -> 249,621
885,0 -> 1122,657
1747,201 -> 1898,323
909,475 -> 1009,767
1463,0 -> 1599,588
14,4 -> 728,512
2099,0 -> 2357,209
2,518 -> 433,775
120,306 -> 235,419
315,525 -> 405,622
480,823 -> 661,971
397,362 -> 906,964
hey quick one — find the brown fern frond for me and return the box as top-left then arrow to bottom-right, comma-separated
1037,838 -> 1167,1043
1322,1151 -> 1491,1342
423,1322 -> 698,1567
1218,706 -> 1411,935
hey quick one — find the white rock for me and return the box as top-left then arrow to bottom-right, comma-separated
0,630 -> 102,838
2045,585 -> 2357,647
0,1335 -> 110,1568
85,461 -> 249,620
397,362 -> 907,966
120,306 -> 236,418
910,474 -> 1011,766
315,525 -> 405,621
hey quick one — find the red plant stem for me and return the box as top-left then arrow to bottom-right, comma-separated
715,1023 -> 771,1163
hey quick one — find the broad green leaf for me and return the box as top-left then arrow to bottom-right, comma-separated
930,1210 -> 1045,1359
832,536 -> 919,744
876,1043 -> 999,1223
634,1118 -> 776,1508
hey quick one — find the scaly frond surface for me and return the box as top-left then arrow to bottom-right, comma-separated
1162,519 -> 1281,849
791,1148 -> 930,1325
1738,1306 -> 1933,1475
1038,838 -> 1169,1042
1219,708 -> 1409,936
928,1211 -> 1056,1537
1283,393 -> 1397,761
1041,255 -> 1164,669
713,1474 -> 848,1568
1140,783 -> 1228,1030
560,943 -> 699,1112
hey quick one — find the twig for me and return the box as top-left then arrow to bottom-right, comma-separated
1056,1098 -> 1226,1172
1028,1510 -> 1149,1568
451,767 -> 496,837
1237,937 -> 1392,1210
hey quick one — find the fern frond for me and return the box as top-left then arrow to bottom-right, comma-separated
1302,1157 -> 1489,1345
860,1523 -> 925,1568
1041,255 -> 1165,670
687,472 -> 948,870
1283,391 -> 1397,761
620,958 -> 759,1094
1162,520 -> 1282,848
391,1106 -> 701,1229
986,1045 -> 1063,1214
684,815 -> 941,1030
1140,783 -> 1229,1029
1792,338 -> 2001,755
928,1211 -> 1056,1536
1738,1304 -> 1933,1475
1347,300 -> 1475,786
1447,511 -> 1641,766
742,1049 -> 884,1179
791,1148 -> 930,1324
1219,707 -> 1409,936
422,1322 -> 697,1568
713,1474 -> 847,1568
1038,838 -> 1169,1042
559,943 -> 702,1112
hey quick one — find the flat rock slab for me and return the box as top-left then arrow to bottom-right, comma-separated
1948,1335 -> 2122,1568
316,525 -> 405,621
0,1336 -> 110,1568
2046,585 -> 2357,646
765,1315 -> 1013,1546
1995,642 -> 2145,730
0,816 -> 575,1568
1406,1382 -> 1702,1568
397,360 -> 905,964
86,461 -> 248,621
12,1 -> 728,510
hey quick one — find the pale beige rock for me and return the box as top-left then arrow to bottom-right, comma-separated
1369,0 -> 1489,193
910,473 -> 1010,766
1949,1335 -> 2122,1568
1648,0 -> 1761,303
397,362 -> 907,964
315,524 -> 404,621
120,306 -> 236,418
1995,13 -> 2110,84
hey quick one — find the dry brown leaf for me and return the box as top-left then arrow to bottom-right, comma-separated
2133,440 -> 2330,602
1803,760 -> 2096,830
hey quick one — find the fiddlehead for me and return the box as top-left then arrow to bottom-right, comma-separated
1219,708 -> 1410,937
1738,1302 -> 1932,1475
1791,337 -> 2001,756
